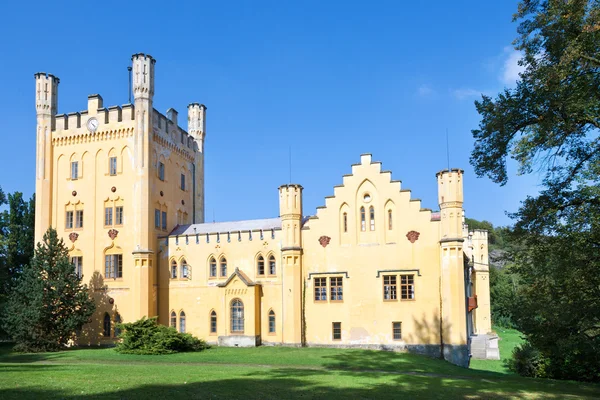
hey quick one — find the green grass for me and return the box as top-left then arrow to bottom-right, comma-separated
1,343 -> 598,399
470,326 -> 525,374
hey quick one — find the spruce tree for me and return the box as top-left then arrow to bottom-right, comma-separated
1,228 -> 95,352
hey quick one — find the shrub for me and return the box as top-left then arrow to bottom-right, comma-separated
507,342 -> 549,378
115,317 -> 209,355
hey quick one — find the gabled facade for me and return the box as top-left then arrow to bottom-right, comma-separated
34,55 -> 494,367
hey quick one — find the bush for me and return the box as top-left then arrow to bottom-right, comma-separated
115,317 -> 209,355
507,342 -> 549,378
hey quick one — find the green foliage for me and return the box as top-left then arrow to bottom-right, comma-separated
508,342 -> 550,379
489,265 -> 520,328
116,316 -> 209,355
469,0 -> 600,382
1,228 -> 95,352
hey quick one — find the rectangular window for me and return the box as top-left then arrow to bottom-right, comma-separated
158,162 -> 165,181
330,277 -> 343,301
115,206 -> 123,225
71,256 -> 83,279
75,210 -> 83,228
180,173 -> 185,191
161,211 -> 167,230
314,278 -> 327,301
383,275 -> 397,300
155,209 -> 160,229
65,211 -> 74,229
393,322 -> 402,340
71,161 -> 78,180
332,322 -> 341,340
104,207 -> 113,226
104,254 -> 123,279
109,157 -> 117,176
401,275 -> 415,300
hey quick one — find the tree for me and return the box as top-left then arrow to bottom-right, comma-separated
1,228 -> 95,352
470,0 -> 600,381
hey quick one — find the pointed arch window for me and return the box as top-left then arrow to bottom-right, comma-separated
171,260 -> 177,279
369,206 -> 375,231
268,310 -> 276,333
179,311 -> 186,333
269,255 -> 276,275
170,311 -> 177,328
257,255 -> 265,276
210,311 -> 217,334
181,259 -> 189,279
343,212 -> 348,233
114,313 -> 121,338
360,207 -> 366,232
220,257 -> 227,277
388,209 -> 393,230
231,299 -> 244,333
103,313 -> 111,337
209,257 -> 217,277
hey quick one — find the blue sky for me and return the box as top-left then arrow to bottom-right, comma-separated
0,0 -> 541,227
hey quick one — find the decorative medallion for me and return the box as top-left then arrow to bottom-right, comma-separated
406,230 -> 420,244
69,232 -> 79,243
108,229 -> 119,240
215,244 -> 221,251
109,297 -> 114,305
72,191 -> 77,197
181,200 -> 185,205
319,235 -> 331,248
160,191 -> 164,197
263,241 -> 269,248
111,186 -> 116,193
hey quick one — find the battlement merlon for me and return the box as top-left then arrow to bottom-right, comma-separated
34,72 -> 59,116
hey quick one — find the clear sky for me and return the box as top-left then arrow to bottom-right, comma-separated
0,0 -> 541,227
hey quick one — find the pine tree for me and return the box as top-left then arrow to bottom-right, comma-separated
1,228 -> 95,352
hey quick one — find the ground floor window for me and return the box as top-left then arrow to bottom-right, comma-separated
268,310 -> 276,333
393,321 -> 402,340
210,311 -> 217,334
103,313 -> 111,337
314,278 -> 327,301
114,314 -> 122,338
332,322 -> 341,340
170,311 -> 177,328
231,299 -> 244,333
179,311 -> 186,333
400,275 -> 415,300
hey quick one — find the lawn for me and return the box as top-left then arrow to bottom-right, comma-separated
470,326 -> 525,374
1,342 -> 598,399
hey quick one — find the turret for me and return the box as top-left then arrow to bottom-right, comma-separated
34,72 -> 59,244
188,103 -> 207,223
437,169 -> 464,240
278,184 -> 304,345
131,53 -> 155,100
471,229 -> 491,334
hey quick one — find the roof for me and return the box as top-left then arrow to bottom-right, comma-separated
169,217 -> 281,236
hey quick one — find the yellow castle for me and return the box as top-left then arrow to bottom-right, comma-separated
34,54 -> 496,366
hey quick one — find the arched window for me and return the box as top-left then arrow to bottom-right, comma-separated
388,209 -> 393,230
114,313 -> 121,338
257,255 -> 265,276
103,313 -> 111,337
210,311 -> 217,334
230,299 -> 244,333
179,311 -> 186,333
269,255 -> 276,275
171,260 -> 177,279
369,206 -> 375,231
360,207 -> 366,232
343,212 -> 348,233
209,257 -> 217,277
268,310 -> 276,333
170,311 -> 177,328
181,259 -> 189,279
220,257 -> 227,277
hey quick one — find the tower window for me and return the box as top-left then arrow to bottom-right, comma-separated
161,211 -> 167,230
343,212 -> 348,233
369,206 -> 375,231
360,207 -> 366,232
71,161 -> 78,180
155,209 -> 160,229
388,209 -> 393,230
109,157 -> 117,176
181,260 -> 189,279
257,255 -> 265,276
104,207 -> 113,226
209,257 -> 217,277
171,260 -> 177,279
75,210 -> 84,228
268,310 -> 276,333
71,256 -> 83,279
158,162 -> 165,181
210,311 -> 217,334
65,211 -> 74,229
230,299 -> 244,333
269,255 -> 276,275
105,254 -> 123,279
115,206 -> 123,225
220,257 -> 227,277
180,173 -> 185,191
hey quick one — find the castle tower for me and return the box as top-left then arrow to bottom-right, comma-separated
187,103 -> 206,223
131,53 -> 156,318
34,72 -> 59,244
471,230 -> 491,334
437,169 -> 469,367
279,184 -> 304,344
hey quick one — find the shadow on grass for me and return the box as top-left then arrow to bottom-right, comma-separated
1,363 -> 599,400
